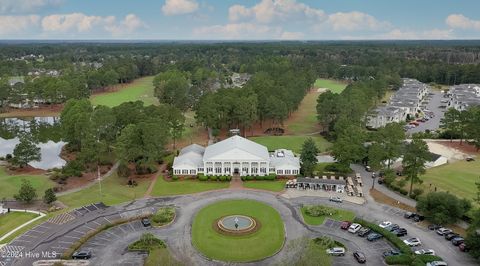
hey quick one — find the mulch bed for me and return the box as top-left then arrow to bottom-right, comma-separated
434,141 -> 479,154
369,188 -> 416,213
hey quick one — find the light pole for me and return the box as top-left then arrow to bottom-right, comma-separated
371,172 -> 376,189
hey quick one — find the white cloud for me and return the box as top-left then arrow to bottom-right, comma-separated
228,0 -> 325,24
162,0 -> 198,16
41,13 -> 145,36
0,0 -> 62,14
280,31 -> 304,40
193,23 -> 278,39
446,14 -> 480,30
326,11 -> 390,31
0,15 -> 40,34
383,29 -> 454,40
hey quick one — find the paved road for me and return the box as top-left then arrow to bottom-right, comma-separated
1,190 -> 477,266
407,90 -> 445,134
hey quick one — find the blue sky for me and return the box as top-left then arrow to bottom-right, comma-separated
1,0 -> 480,40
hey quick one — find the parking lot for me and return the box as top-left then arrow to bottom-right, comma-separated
407,90 -> 445,134
320,219 -> 394,266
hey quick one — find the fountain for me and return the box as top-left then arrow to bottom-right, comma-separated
216,215 -> 258,235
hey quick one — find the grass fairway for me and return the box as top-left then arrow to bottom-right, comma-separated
243,180 -> 286,192
285,90 -> 321,135
420,160 -> 480,202
0,167 -> 54,199
301,206 -> 355,226
314,79 -> 347,94
151,177 -> 228,197
0,212 -> 39,238
192,200 -> 284,262
90,76 -> 158,107
250,135 -> 331,153
58,173 -> 150,208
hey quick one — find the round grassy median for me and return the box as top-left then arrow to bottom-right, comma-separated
191,199 -> 285,262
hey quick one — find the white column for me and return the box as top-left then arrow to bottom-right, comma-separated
221,162 -> 224,175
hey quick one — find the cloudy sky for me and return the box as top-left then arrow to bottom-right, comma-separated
1,0 -> 480,40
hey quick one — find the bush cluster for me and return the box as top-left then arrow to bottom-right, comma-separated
197,174 -> 231,182
304,205 -> 338,217
324,163 -> 352,174
61,160 -> 84,178
240,174 -> 276,181
128,233 -> 166,251
312,236 -> 345,249
152,207 -> 175,226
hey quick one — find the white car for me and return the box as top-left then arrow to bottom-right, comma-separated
379,221 -> 392,228
414,249 -> 435,255
403,237 -> 422,246
326,247 -> 345,256
436,228 -> 452,236
348,223 -> 362,233
426,261 -> 448,266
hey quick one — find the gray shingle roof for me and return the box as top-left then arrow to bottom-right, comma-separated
203,135 -> 269,161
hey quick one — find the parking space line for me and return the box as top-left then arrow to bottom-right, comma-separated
51,246 -> 69,251
74,229 -> 88,235
91,220 -> 102,227
94,236 -> 111,242
58,240 -> 75,245
64,235 -> 81,240
90,242 -> 107,246
29,229 -> 45,234
103,217 -> 112,224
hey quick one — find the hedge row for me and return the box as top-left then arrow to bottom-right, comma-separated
241,174 -> 277,181
197,174 -> 232,182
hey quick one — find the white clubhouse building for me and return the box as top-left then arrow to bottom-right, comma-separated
173,135 -> 300,177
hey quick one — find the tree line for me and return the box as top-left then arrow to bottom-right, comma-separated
441,107 -> 480,150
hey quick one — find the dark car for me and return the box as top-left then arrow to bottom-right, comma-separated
358,227 -> 371,237
466,156 -> 475,162
404,212 -> 414,219
459,243 -> 470,252
341,221 -> 352,230
451,237 -> 465,246
444,232 -> 459,240
353,251 -> 366,263
428,224 -> 442,230
386,224 -> 400,232
382,249 -> 401,257
72,251 -> 92,260
141,218 -> 151,227
413,214 -> 425,222
377,177 -> 385,184
393,228 -> 408,237
367,233 -> 383,241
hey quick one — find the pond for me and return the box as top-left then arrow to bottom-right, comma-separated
0,117 -> 66,170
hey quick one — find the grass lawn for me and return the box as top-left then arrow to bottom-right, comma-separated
90,76 -> 158,107
150,177 -> 228,197
243,180 -> 286,192
301,206 -> 355,226
314,79 -> 347,94
0,212 -> 39,238
285,90 -> 321,135
145,248 -> 182,266
0,167 -> 54,199
0,212 -> 53,244
58,173 -> 150,208
192,199 -> 284,262
249,135 -> 331,153
419,160 -> 480,202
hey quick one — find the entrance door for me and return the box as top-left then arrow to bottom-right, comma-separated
234,168 -> 239,174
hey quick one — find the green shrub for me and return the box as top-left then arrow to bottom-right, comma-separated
171,175 -> 179,181
209,175 -> 218,181
117,161 -> 131,178
61,160 -> 84,177
385,254 -> 413,265
255,175 -> 264,180
241,176 -> 246,181
264,174 -> 276,180
152,207 -> 175,226
198,174 -> 208,181
246,175 -> 254,181
416,255 -> 442,263
219,176 -> 226,181
313,236 -> 345,249
128,233 -> 166,251
226,176 -> 232,181
304,205 -> 338,217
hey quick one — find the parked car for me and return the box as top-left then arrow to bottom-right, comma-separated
385,224 -> 399,232
377,176 -> 385,184
466,156 -> 475,162
348,223 -> 362,234
426,261 -> 448,266
378,221 -> 392,228
451,237 -> 465,246
382,249 -> 400,257
444,232 -> 459,240
403,237 -> 422,246
367,233 -> 383,241
340,221 -> 352,230
428,224 -> 442,230
414,249 -> 435,255
353,251 -> 366,263
329,196 -> 343,203
393,228 -> 408,237
459,243 -> 470,252
365,166 -> 371,172
413,214 -> 425,222
141,218 -> 151,227
404,212 -> 414,219
72,250 -> 92,260
358,227 -> 371,237
436,228 -> 452,236
326,247 -> 345,256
